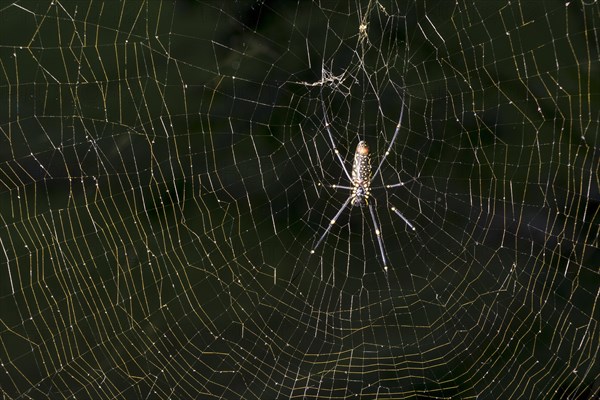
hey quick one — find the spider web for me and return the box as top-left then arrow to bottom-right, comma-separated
1,1 -> 598,398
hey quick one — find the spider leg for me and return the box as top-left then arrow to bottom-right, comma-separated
391,206 -> 416,231
318,183 -> 353,190
372,94 -> 405,182
320,90 -> 353,181
311,196 -> 352,254
330,184 -> 354,190
371,176 -> 419,190
368,203 -> 388,271
371,181 -> 407,190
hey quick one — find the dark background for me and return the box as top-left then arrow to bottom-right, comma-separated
0,1 -> 598,398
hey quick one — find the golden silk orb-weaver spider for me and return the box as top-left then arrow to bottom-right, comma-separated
310,94 -> 416,272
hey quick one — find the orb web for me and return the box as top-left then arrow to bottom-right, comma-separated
0,1 -> 598,398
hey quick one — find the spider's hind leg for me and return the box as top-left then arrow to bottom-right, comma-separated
368,203 -> 388,271
391,206 -> 416,231
311,196 -> 352,254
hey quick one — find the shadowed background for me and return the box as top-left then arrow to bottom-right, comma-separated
0,1 -> 598,398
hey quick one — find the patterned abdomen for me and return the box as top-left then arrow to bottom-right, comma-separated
351,141 -> 372,206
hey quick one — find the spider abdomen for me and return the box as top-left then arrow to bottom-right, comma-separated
351,141 -> 372,206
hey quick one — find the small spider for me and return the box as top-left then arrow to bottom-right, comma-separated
310,94 -> 415,271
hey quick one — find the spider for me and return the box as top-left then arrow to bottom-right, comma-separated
310,94 -> 416,271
